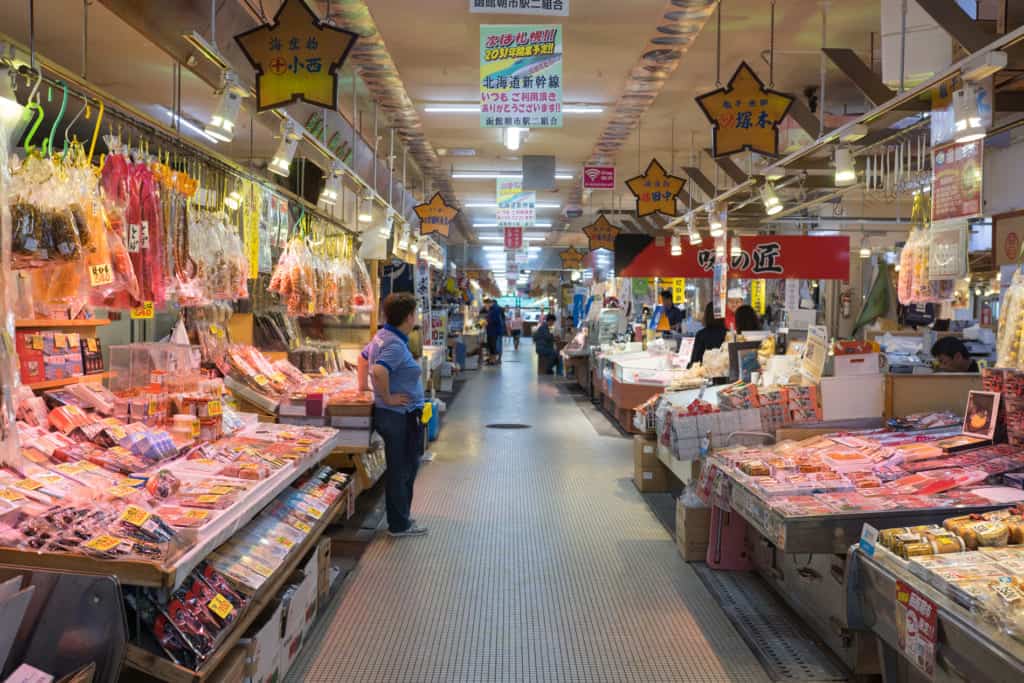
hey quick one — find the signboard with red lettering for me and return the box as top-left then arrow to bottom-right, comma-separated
932,140 -> 983,222
504,227 -> 523,250
583,165 -> 615,190
614,234 -> 850,280
895,580 -> 938,678
480,25 -> 562,128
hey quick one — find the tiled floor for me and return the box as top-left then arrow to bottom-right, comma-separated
289,341 -> 770,682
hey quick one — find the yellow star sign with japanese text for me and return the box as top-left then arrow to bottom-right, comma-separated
415,193 -> 459,238
695,62 -> 795,158
625,159 -> 686,217
235,0 -> 358,112
559,247 -> 586,270
582,215 -> 621,252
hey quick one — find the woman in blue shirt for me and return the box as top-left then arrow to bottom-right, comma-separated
358,293 -> 428,537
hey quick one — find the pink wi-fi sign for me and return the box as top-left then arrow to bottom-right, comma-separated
582,165 -> 615,190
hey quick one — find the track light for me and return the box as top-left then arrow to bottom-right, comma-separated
379,209 -> 394,240
269,120 -> 300,177
834,147 -> 856,186
954,85 -> 987,143
224,188 -> 242,211
729,236 -> 742,259
761,183 -> 783,216
204,71 -> 247,142
689,230 -> 702,246
503,127 -> 526,151
319,161 -> 344,206
708,202 -> 725,237
670,234 -> 682,256
0,63 -> 24,126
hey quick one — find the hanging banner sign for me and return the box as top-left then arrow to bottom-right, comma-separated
784,279 -> 801,310
470,0 -> 569,16
504,227 -> 523,250
928,218 -> 968,279
414,192 -> 459,238
559,247 -> 586,269
614,234 -> 850,280
235,0 -> 358,112
695,62 -> 795,158
895,580 -> 938,678
625,159 -> 686,217
582,215 -> 620,252
496,177 -> 535,228
583,165 -> 615,190
750,279 -> 766,315
480,25 -> 563,129
932,140 -> 983,222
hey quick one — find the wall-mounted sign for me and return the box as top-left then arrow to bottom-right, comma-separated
928,218 -> 967,279
504,227 -> 523,250
559,247 -> 586,269
932,140 -> 983,222
235,0 -> 358,112
496,177 -> 535,228
581,215 -> 620,252
614,234 -> 850,280
480,25 -> 563,128
625,159 -> 685,217
414,192 -> 459,238
583,165 -> 615,190
470,0 -> 569,16
695,62 -> 795,158
995,210 -> 1024,268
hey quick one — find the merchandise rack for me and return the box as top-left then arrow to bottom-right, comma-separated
848,546 -> 1024,682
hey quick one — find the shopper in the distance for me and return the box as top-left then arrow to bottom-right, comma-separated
734,304 -> 761,333
509,308 -> 524,350
357,293 -> 427,537
689,302 -> 727,368
931,336 -> 979,372
534,313 -> 562,375
485,298 -> 506,365
660,289 -> 684,333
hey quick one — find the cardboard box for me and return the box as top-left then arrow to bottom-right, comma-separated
675,498 -> 711,562
278,553 -> 318,678
242,598 -> 283,683
833,352 -> 881,377
316,537 -> 332,611
633,435 -> 670,492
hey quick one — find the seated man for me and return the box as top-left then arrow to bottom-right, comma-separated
931,336 -> 979,372
533,314 -> 562,375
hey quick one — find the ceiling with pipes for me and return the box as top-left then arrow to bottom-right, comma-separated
0,0 -> 921,275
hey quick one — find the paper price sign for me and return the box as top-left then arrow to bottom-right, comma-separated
208,594 -> 235,620
0,488 -> 25,502
85,535 -> 121,552
130,301 -> 155,319
294,521 -> 312,534
127,224 -> 141,253
895,580 -> 937,678
139,221 -> 150,250
207,400 -> 222,417
120,505 -> 151,527
89,263 -> 114,286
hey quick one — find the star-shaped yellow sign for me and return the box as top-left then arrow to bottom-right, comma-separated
695,61 -> 795,157
582,215 -> 621,252
235,0 -> 358,112
415,193 -> 459,238
625,159 -> 686,217
559,247 -> 586,269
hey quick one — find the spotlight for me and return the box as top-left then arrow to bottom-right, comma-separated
358,191 -> 374,223
204,71 -> 247,142
954,84 -> 987,143
319,161 -> 343,206
378,209 -> 394,240
269,120 -> 300,177
730,237 -> 741,259
503,127 -> 526,151
708,202 -> 726,237
689,230 -> 702,246
859,246 -> 871,259
834,147 -> 856,186
761,183 -> 783,216
0,63 -> 24,126
670,234 -> 682,256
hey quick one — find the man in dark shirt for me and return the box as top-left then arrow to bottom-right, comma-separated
931,336 -> 979,372
533,314 -> 561,375
660,289 -> 684,332
484,299 -> 506,365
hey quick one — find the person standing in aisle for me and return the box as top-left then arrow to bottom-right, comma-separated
508,308 -> 524,351
357,293 -> 427,537
689,302 -> 727,368
533,313 -> 562,375
485,298 -> 506,365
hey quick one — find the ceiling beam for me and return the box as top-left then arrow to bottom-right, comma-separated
681,166 -> 716,200
787,99 -> 830,139
916,0 -> 996,53
705,151 -> 748,185
822,48 -> 927,111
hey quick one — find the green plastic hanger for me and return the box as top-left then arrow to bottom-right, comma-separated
22,102 -> 44,153
42,80 -> 68,157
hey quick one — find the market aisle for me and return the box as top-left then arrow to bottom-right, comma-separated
290,340 -> 769,683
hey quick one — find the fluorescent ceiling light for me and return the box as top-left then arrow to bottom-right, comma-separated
164,109 -> 219,143
474,222 -> 552,228
504,127 -> 526,151
478,234 -> 548,241
482,245 -> 541,252
464,201 -> 561,208
453,171 -> 574,180
424,103 -> 603,114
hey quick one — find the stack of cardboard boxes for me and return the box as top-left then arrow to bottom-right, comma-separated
675,498 -> 711,562
632,435 -> 670,492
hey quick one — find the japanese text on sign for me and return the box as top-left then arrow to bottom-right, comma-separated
695,62 -> 795,157
932,140 -> 983,222
496,177 -> 536,228
481,25 -> 563,128
470,0 -> 569,16
895,580 -> 938,678
625,159 -> 685,217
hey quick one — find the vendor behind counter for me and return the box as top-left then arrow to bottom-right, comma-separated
931,336 -> 979,373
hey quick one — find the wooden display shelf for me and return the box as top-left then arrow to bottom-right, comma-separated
27,371 -> 111,392
124,484 -> 351,683
15,318 -> 111,329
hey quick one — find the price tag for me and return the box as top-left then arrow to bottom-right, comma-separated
16,479 -> 43,491
53,333 -> 66,349
307,299 -> 316,315
895,580 -> 938,677
272,372 -> 287,383
31,334 -> 43,351
306,506 -> 323,520
130,301 -> 154,320
86,338 -> 98,352
67,333 -> 79,348
89,263 -> 114,286
190,458 -> 216,466
294,521 -> 312,534
859,524 -> 879,557
297,438 -> 316,446
210,485 -> 234,495
148,400 -> 158,416
208,593 -> 235,620
197,494 -> 221,504
139,221 -> 150,250
108,426 -> 127,440
319,366 -> 328,376
185,509 -> 210,521
107,485 -> 137,499
210,324 -> 225,339
207,400 -> 222,417
120,505 -> 151,527
85,534 -> 121,552
253,374 -> 269,386
276,535 -> 295,549
0,488 -> 26,502
248,560 -> 273,577
127,224 -> 141,252
191,421 -> 200,438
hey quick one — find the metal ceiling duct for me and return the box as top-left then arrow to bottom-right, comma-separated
318,0 -> 471,240
566,0 -> 718,217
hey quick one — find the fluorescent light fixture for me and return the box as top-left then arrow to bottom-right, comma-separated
453,171 -> 574,180
954,85 -> 987,143
0,64 -> 24,127
478,234 -> 547,241
670,235 -> 682,256
204,70 -> 247,142
269,120 -> 300,176
962,51 -> 1006,82
164,109 -> 219,143
761,183 -> 783,216
473,222 -> 552,228
464,201 -> 561,208
834,147 -> 857,186
504,127 -> 526,151
424,103 -> 603,114
319,160 -> 344,206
